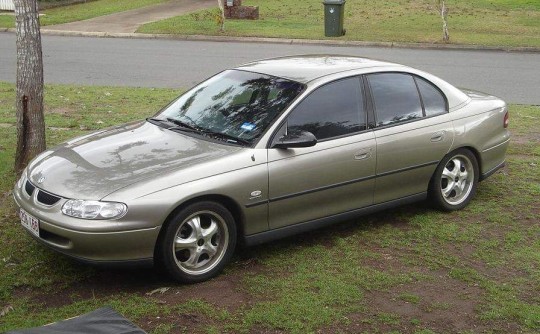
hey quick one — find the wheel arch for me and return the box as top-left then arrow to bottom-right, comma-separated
449,145 -> 482,178
430,145 -> 482,189
153,194 -> 246,260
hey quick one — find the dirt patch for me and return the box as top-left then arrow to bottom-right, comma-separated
10,264 -> 258,334
510,125 -> 540,144
507,154 -> 538,161
157,271 -> 254,312
318,274 -> 522,333
140,311 -> 212,334
511,136 -> 540,144
13,267 -> 172,309
360,245 -> 416,273
136,258 -> 267,333
14,253 -> 265,313
368,278 -> 482,331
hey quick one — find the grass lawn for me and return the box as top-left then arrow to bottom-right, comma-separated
0,0 -> 165,28
0,82 -> 539,333
138,0 -> 540,48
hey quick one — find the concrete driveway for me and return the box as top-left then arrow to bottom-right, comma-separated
44,0 -> 215,33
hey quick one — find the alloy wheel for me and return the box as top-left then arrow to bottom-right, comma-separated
440,155 -> 475,206
172,210 -> 229,275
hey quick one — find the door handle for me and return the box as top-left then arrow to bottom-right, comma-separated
431,131 -> 445,142
354,148 -> 372,160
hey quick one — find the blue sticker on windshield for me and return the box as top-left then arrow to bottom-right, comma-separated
241,122 -> 256,131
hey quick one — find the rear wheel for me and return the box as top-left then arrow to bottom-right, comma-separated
430,149 -> 479,211
157,201 -> 236,283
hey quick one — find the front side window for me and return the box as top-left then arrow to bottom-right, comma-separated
156,70 -> 304,145
286,77 -> 365,140
368,73 -> 423,127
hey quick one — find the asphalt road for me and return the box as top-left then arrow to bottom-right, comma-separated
1,32 -> 539,104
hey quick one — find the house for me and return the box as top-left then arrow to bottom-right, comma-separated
0,0 -> 14,11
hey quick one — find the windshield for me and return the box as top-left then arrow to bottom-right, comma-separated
154,70 -> 304,145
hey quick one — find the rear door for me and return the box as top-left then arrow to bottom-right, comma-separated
267,77 -> 376,229
366,73 -> 454,203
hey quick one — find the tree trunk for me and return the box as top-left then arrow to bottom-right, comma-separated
14,0 -> 46,174
217,0 -> 225,32
439,0 -> 450,43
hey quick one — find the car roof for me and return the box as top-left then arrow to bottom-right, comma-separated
235,55 -> 402,84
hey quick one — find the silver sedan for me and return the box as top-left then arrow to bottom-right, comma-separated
13,55 -> 510,282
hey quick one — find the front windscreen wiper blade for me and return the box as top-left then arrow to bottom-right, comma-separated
165,117 -> 198,131
146,117 -> 197,130
146,117 -> 167,126
199,129 -> 251,146
147,117 -> 249,146
147,117 -> 199,134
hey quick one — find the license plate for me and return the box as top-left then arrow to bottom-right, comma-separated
19,208 -> 40,238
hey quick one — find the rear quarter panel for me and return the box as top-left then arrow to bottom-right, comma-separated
450,98 -> 510,176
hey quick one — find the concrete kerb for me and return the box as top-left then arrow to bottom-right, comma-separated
2,27 -> 540,53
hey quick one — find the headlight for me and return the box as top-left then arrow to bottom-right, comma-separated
62,200 -> 127,220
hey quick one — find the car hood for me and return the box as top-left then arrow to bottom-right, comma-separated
27,121 -> 243,200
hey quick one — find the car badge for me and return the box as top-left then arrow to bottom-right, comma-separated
250,190 -> 262,198
37,176 -> 45,184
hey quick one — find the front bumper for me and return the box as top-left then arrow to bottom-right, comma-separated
13,177 -> 161,264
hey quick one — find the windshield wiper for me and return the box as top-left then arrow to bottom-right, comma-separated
198,129 -> 251,146
147,117 -> 199,133
146,117 -> 167,126
165,117 -> 199,131
147,117 -> 249,146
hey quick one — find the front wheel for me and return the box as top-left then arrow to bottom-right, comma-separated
157,201 -> 237,283
429,149 -> 479,211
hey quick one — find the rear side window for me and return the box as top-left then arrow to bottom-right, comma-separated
287,77 -> 365,140
415,77 -> 447,116
368,73 -> 423,127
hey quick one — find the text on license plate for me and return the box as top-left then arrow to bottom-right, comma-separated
19,208 -> 40,238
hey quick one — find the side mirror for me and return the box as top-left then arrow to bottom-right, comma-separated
272,130 -> 317,149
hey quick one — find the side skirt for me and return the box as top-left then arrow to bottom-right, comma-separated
244,192 -> 427,247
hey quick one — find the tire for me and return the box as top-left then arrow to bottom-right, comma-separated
429,149 -> 479,211
157,201 -> 237,283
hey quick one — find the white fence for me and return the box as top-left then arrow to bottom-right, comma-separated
0,0 -> 15,11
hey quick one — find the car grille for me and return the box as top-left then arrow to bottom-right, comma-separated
36,190 -> 61,206
25,180 -> 62,206
25,180 -> 36,196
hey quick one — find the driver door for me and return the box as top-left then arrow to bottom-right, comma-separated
267,77 -> 376,229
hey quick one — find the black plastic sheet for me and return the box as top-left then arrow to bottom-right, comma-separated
7,307 -> 147,334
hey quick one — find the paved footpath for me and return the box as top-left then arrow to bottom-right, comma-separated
45,0 -> 214,33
